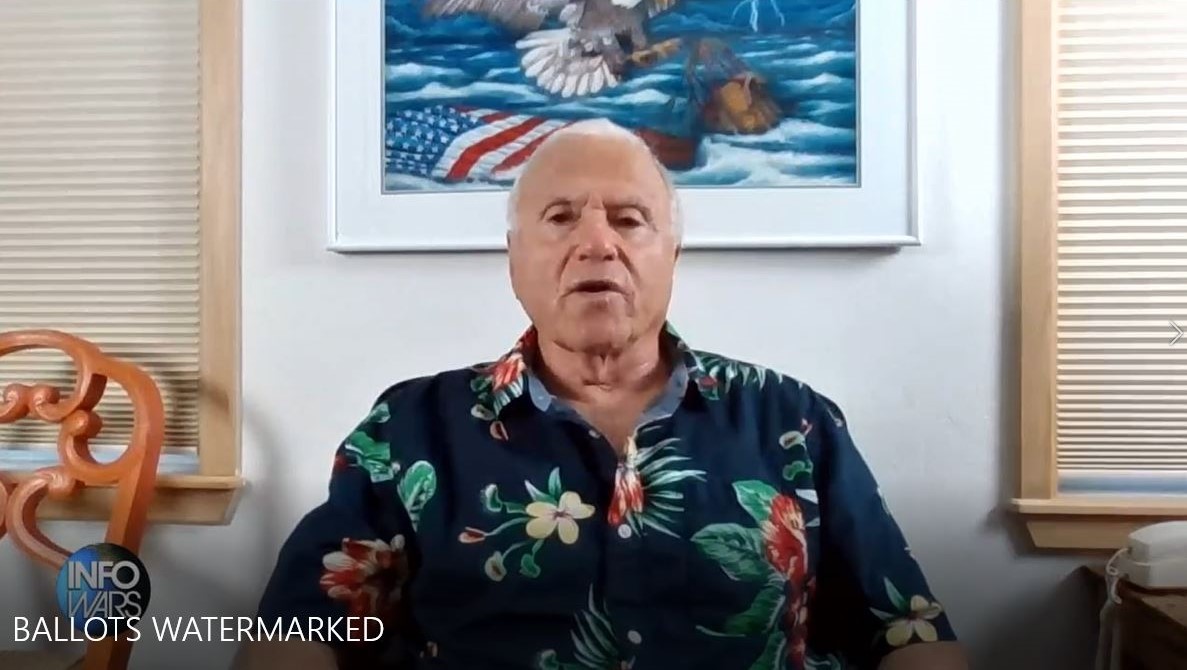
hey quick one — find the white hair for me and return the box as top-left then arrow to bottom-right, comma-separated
505,118 -> 683,242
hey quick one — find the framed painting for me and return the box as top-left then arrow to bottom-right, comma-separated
329,0 -> 915,251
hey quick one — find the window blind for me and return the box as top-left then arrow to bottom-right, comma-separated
1054,0 -> 1187,491
0,0 -> 201,457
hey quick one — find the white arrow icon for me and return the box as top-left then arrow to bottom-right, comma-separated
1173,321 -> 1184,347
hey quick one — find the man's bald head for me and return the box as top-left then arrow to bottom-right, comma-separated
506,118 -> 682,242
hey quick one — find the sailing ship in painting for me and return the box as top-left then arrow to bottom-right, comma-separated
384,0 -> 857,191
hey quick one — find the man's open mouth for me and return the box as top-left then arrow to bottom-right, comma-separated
571,279 -> 622,294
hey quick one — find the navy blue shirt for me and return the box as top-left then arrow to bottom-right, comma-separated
258,324 -> 957,669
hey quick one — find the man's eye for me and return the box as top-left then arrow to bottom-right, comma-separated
614,214 -> 645,228
547,210 -> 576,224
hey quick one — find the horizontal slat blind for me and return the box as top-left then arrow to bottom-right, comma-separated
0,0 -> 200,452
1055,0 -> 1187,478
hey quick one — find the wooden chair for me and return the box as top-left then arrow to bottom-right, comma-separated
0,330 -> 165,670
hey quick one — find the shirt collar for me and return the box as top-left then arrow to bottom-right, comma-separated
472,322 -> 717,420
526,361 -> 689,424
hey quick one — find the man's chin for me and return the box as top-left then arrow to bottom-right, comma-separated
556,316 -> 633,354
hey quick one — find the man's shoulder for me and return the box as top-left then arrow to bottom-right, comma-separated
687,348 -> 846,419
687,347 -> 806,396
369,362 -> 495,411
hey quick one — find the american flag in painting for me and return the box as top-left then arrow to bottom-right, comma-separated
385,105 -> 575,184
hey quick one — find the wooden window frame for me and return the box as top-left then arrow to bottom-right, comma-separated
7,0 -> 243,526
1011,0 -> 1187,550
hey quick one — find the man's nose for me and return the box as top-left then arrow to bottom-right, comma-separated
574,210 -> 618,261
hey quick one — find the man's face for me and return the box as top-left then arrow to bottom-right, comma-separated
507,133 -> 679,354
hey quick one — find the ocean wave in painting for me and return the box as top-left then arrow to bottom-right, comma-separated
383,0 -> 858,190
688,139 -> 855,187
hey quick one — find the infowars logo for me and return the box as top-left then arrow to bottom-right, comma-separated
55,542 -> 151,638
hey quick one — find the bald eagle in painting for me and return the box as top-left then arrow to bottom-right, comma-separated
423,0 -> 680,97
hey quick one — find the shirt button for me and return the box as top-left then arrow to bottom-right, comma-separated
627,630 -> 642,645
588,428 -> 600,439
617,524 -> 633,539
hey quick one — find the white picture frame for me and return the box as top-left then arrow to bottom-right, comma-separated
328,0 -> 917,251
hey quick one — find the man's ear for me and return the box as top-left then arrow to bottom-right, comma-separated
506,231 -> 518,286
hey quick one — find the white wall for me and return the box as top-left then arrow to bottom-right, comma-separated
0,0 -> 1102,668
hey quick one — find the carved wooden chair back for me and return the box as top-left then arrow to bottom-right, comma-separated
0,329 -> 164,670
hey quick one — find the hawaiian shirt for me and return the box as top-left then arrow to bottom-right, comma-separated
258,324 -> 958,669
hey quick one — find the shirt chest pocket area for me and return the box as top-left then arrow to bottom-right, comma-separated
409,492 -> 606,619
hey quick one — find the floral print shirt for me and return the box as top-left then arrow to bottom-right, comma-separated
257,324 -> 957,669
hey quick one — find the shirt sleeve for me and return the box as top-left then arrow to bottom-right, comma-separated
256,390 -> 422,668
805,389 -> 958,667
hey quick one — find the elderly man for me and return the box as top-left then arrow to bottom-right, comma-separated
243,120 -> 967,669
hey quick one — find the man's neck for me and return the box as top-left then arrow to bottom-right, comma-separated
534,329 -> 671,407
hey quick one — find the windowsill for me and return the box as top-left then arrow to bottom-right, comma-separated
1,471 -> 244,525
1011,496 -> 1187,551
0,447 -> 243,526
